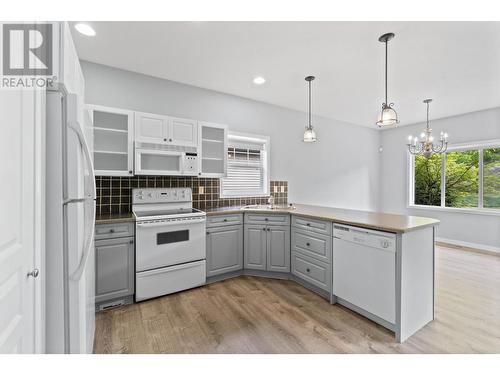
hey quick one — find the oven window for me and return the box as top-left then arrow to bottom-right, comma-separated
157,230 -> 189,245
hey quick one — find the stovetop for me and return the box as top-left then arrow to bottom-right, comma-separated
133,208 -> 203,218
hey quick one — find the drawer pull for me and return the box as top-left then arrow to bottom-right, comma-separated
109,229 -> 115,233
306,268 -> 310,273
306,223 -> 311,226
223,219 -> 227,222
306,242 -> 310,246
129,240 -> 134,244
262,228 -> 266,231
265,218 -> 269,221
206,231 -> 210,235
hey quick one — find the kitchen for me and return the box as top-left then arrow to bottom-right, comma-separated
1,7 -> 500,373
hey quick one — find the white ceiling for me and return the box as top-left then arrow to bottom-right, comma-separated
71,21 -> 500,128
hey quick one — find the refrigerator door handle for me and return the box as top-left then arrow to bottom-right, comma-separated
67,119 -> 96,281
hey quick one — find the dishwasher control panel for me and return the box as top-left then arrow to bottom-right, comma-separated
333,224 -> 396,252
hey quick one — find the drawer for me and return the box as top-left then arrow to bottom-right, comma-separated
206,214 -> 243,228
95,222 -> 134,240
291,252 -> 331,292
292,229 -> 332,263
292,215 -> 332,236
135,260 -> 206,302
244,213 -> 290,226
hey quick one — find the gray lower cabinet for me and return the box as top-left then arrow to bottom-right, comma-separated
244,224 -> 267,270
244,222 -> 290,273
95,223 -> 135,310
267,226 -> 290,272
206,224 -> 243,277
291,217 -> 332,293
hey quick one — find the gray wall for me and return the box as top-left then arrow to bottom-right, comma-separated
81,61 -> 381,211
380,107 -> 500,251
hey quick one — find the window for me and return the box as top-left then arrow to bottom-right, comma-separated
410,141 -> 500,212
220,133 -> 270,198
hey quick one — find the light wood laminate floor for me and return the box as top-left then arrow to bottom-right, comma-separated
94,245 -> 500,353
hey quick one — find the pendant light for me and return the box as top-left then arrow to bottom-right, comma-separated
303,75 -> 317,142
407,99 -> 449,158
376,33 -> 399,127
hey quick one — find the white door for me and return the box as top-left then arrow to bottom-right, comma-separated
0,89 -> 43,353
135,112 -> 169,144
170,117 -> 198,147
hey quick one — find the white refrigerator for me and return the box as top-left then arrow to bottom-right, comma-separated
45,88 -> 96,353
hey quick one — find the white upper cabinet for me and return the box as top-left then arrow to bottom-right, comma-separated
135,112 -> 198,147
170,117 -> 198,147
198,121 -> 228,177
134,112 -> 169,144
88,105 -> 134,176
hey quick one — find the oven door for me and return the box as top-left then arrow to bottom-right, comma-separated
135,148 -> 184,176
135,217 -> 206,272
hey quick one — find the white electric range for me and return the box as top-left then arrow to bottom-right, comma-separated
132,188 -> 206,301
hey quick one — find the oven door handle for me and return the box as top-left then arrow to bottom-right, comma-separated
136,218 -> 206,228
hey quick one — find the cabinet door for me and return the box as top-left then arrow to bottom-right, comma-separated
206,225 -> 243,277
267,225 -> 290,272
135,112 -> 169,144
95,237 -> 135,303
199,122 -> 227,177
88,104 -> 134,176
244,224 -> 267,270
169,117 -> 198,147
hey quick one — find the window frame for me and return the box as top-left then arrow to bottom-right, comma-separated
219,131 -> 271,198
408,139 -> 500,216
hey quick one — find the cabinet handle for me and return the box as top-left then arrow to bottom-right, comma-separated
223,219 -> 227,222
109,229 -> 115,233
128,170 -> 133,174
169,138 -> 173,142
306,268 -> 310,273
306,223 -> 311,226
267,228 -> 270,231
262,228 -> 266,231
265,218 -> 269,221
129,240 -> 134,244
306,242 -> 310,246
163,138 -> 167,141
206,232 -> 210,235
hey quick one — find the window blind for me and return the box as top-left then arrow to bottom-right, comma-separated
221,137 -> 268,197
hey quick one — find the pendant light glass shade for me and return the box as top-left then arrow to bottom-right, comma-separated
303,127 -> 317,142
377,103 -> 399,127
376,33 -> 399,127
303,75 -> 317,142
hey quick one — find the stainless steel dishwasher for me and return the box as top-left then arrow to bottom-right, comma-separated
332,224 -> 397,325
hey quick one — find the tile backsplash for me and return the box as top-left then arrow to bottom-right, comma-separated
95,176 -> 288,216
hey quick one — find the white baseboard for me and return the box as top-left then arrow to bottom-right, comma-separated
436,237 -> 500,254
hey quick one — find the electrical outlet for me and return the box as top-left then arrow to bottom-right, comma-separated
199,186 -> 204,195
280,186 -> 285,193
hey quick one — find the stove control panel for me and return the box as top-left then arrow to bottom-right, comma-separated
132,188 -> 192,203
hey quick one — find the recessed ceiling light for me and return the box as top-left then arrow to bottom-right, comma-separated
253,76 -> 266,85
74,23 -> 96,37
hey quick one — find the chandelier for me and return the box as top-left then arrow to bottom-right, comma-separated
407,99 -> 449,158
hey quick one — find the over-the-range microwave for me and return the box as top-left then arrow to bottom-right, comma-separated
135,143 -> 199,176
